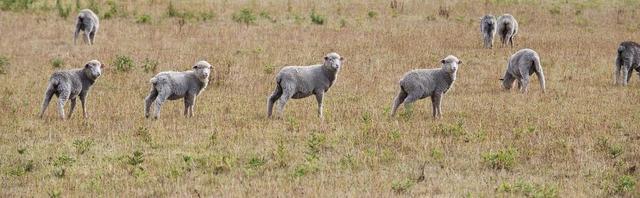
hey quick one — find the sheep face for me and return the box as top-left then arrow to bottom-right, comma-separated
440,55 -> 461,73
84,60 -> 102,79
192,61 -> 212,80
323,52 -> 344,71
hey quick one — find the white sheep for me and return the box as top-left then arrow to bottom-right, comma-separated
480,15 -> 497,49
496,14 -> 518,48
144,61 -> 212,119
614,41 -> 640,86
391,55 -> 462,119
500,49 -> 546,93
267,52 -> 344,119
74,9 -> 99,45
39,60 -> 103,120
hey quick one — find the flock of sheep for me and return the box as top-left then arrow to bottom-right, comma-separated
37,10 -> 640,120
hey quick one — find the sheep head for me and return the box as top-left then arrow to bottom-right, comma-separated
323,52 -> 344,71
83,60 -> 102,80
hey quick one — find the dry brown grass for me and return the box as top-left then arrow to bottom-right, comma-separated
1,0 -> 639,197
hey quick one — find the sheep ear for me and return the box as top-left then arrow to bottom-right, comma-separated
85,64 -> 90,68
192,65 -> 198,69
440,59 -> 446,64
324,56 -> 329,61
340,57 -> 344,61
458,60 -> 462,64
499,78 -> 504,81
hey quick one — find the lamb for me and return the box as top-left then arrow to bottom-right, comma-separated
390,55 -> 462,119
480,15 -> 497,49
267,52 -> 344,119
500,49 -> 546,93
496,14 -> 518,47
39,60 -> 103,120
144,61 -> 212,119
614,41 -> 640,86
74,9 -> 99,45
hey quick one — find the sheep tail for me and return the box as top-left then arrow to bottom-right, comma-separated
618,45 -> 625,53
150,77 -> 158,84
534,58 -> 545,93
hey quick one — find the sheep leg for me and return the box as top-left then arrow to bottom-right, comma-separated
622,67 -> 630,86
315,91 -> 324,119
85,32 -> 91,45
39,87 -> 55,118
402,93 -> 420,115
89,31 -> 96,45
57,91 -> 71,120
276,89 -> 294,118
184,94 -> 195,117
144,89 -> 158,118
267,85 -> 283,118
626,67 -> 633,84
431,94 -> 443,119
80,92 -> 89,118
152,92 -> 170,119
509,35 -> 514,48
520,77 -> 530,93
68,98 -> 77,118
189,97 -> 196,117
73,28 -> 80,45
391,89 -> 408,116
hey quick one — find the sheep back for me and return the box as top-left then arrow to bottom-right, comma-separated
400,68 -> 453,98
276,64 -> 335,99
151,71 -> 205,100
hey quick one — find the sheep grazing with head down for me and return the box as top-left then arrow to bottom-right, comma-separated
614,41 -> 640,86
391,55 -> 462,119
480,15 -> 497,49
74,9 -> 99,45
267,52 -> 344,119
39,60 -> 103,120
500,49 -> 546,93
496,14 -> 518,47
144,61 -> 212,119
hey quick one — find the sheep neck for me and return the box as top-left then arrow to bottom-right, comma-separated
321,65 -> 338,85
82,69 -> 97,84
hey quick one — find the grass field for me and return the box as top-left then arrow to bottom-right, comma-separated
1,0 -> 639,196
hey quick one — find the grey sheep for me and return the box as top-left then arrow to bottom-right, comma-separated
614,41 -> 640,86
39,60 -> 103,120
496,14 -> 518,47
267,52 -> 344,119
74,9 -> 99,45
500,49 -> 546,93
144,61 -> 212,119
391,55 -> 462,119
480,15 -> 497,49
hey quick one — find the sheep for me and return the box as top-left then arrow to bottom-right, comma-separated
480,15 -> 497,49
391,55 -> 462,119
39,60 -> 103,120
267,52 -> 344,119
496,14 -> 518,47
74,9 -> 99,45
614,41 -> 640,86
500,49 -> 546,93
144,61 -> 212,119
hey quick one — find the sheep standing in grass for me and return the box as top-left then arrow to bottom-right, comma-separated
496,14 -> 518,47
144,61 -> 212,119
480,15 -> 497,49
267,52 -> 344,119
391,55 -> 462,119
39,60 -> 103,120
500,49 -> 545,93
614,41 -> 640,86
74,9 -> 99,45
